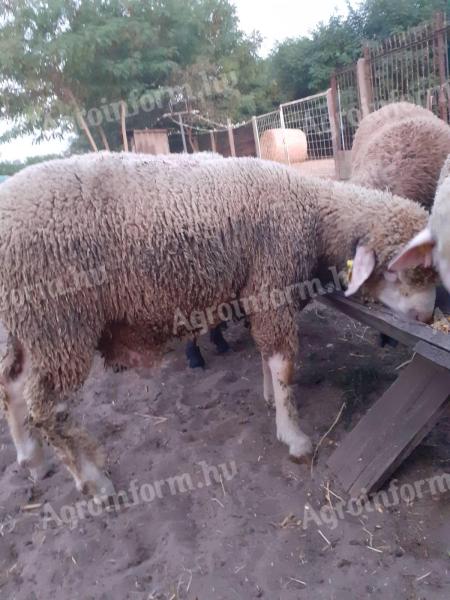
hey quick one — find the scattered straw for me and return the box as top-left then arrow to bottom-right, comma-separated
318,529 -> 331,546
311,401 -> 346,477
395,354 -> 415,371
219,474 -> 226,497
21,503 -> 43,512
416,571 -> 432,582
287,577 -> 307,587
271,513 -> 303,529
133,413 -> 168,425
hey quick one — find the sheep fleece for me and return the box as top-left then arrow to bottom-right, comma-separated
0,153 -> 431,395
0,153 -> 321,392
351,102 -> 450,208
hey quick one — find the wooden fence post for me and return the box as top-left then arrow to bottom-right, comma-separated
178,114 -> 188,153
227,118 -> 236,156
279,105 -> 290,164
328,77 -> 342,179
252,116 -> 261,158
209,130 -> 217,153
326,87 -> 339,160
356,47 -> 373,118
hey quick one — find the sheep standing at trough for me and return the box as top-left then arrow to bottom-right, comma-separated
0,153 -> 437,499
351,102 -> 450,208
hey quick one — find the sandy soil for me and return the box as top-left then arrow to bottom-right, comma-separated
292,159 -> 336,180
0,303 -> 449,600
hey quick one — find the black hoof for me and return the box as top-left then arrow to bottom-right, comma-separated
209,326 -> 230,354
215,339 -> 230,354
185,341 -> 206,369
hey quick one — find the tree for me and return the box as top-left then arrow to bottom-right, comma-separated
269,0 -> 448,103
0,0 -> 270,151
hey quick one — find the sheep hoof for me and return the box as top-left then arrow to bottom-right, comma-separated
278,431 -> 312,460
82,479 -> 117,505
186,344 -> 206,369
30,462 -> 53,482
264,393 -> 275,408
93,480 -> 117,507
77,468 -> 116,503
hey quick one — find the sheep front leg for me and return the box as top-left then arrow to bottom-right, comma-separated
268,353 -> 312,460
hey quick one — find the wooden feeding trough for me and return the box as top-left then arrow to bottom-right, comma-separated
320,288 -> 450,499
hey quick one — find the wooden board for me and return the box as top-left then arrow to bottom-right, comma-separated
327,350 -> 450,497
319,292 -> 450,352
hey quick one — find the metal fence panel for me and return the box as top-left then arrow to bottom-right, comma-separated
254,109 -> 285,161
281,92 -> 333,159
367,18 -> 449,119
333,65 -> 360,151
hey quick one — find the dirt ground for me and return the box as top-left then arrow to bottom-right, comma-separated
0,302 -> 449,600
292,159 -> 336,179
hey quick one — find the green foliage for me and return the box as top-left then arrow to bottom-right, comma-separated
0,0 -> 448,150
0,154 -> 63,176
269,0 -> 448,103
0,0 -> 271,150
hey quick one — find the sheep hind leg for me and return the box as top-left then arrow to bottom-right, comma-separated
268,353 -> 312,461
25,376 -> 115,501
0,341 -> 49,481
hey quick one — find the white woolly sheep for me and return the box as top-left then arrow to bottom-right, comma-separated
389,155 -> 450,291
0,153 -> 437,499
351,102 -> 450,208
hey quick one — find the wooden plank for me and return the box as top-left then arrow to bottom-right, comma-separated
319,293 -> 450,352
328,354 -> 450,497
348,372 -> 450,497
414,340 -> 450,370
328,355 -> 432,482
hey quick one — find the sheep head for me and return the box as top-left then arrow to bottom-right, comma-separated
345,243 -> 437,323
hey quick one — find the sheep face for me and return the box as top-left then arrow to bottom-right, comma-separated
367,269 -> 436,323
345,245 -> 436,322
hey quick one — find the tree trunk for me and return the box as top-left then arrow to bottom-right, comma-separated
63,88 -> 98,152
120,101 -> 129,152
98,126 -> 110,151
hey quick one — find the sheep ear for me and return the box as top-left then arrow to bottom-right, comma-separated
345,246 -> 376,297
388,228 -> 435,272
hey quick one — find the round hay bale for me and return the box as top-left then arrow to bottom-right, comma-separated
260,128 -> 308,163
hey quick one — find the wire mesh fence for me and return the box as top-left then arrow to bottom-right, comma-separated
167,11 -> 450,181
333,65 -> 360,151
254,109 -> 287,162
280,92 -> 334,159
